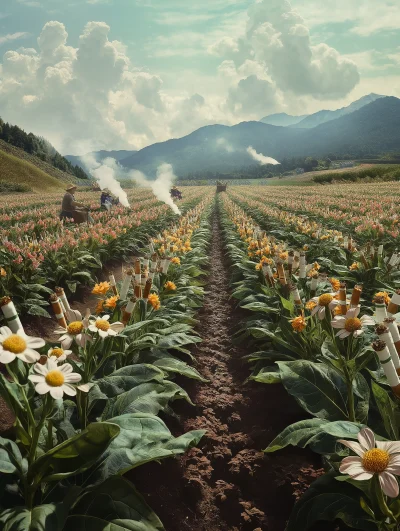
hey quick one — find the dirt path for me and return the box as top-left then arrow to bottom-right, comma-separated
134,206 -> 321,531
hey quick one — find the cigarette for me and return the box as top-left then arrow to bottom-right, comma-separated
290,284 -> 302,306
109,274 -> 118,296
288,251 -> 294,275
338,282 -> 348,315
55,287 -> 70,312
299,252 -> 306,279
120,269 -> 133,300
388,290 -> 400,316
376,324 -> 400,373
276,262 -> 287,286
374,296 -> 388,322
350,285 -> 362,308
49,294 -> 67,329
143,279 -> 152,300
0,296 -> 24,333
122,298 -> 136,325
372,340 -> 400,397
385,317 -> 400,360
134,259 -> 141,275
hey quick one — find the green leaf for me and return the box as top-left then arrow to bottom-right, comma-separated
241,302 -> 279,314
0,436 -> 24,474
27,305 -> 51,318
280,295 -> 294,313
265,419 -> 329,453
287,471 -> 376,531
66,476 -> 164,531
154,358 -> 208,382
277,360 -> 349,420
30,422 -> 120,482
0,503 -> 68,531
91,413 -> 205,483
91,365 -> 165,400
102,381 -> 191,419
371,380 -> 398,440
249,367 -> 281,384
353,373 -> 370,424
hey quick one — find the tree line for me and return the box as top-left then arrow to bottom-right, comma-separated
0,118 -> 89,180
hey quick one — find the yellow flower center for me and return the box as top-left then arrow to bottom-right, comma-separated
344,317 -> 362,332
45,370 -> 65,387
95,319 -> 110,332
2,335 -> 27,354
50,348 -> 64,358
362,448 -> 389,473
318,294 -> 333,307
67,321 -> 84,335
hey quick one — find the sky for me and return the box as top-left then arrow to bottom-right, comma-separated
0,0 -> 399,155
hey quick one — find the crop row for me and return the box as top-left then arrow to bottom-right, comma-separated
220,189 -> 400,531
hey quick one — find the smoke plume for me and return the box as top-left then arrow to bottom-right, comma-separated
247,146 -> 280,165
131,163 -> 181,215
80,154 -> 130,207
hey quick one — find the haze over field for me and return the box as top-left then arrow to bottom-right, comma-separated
0,0 -> 399,158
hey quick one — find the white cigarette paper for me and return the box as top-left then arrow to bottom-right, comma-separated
376,346 -> 400,387
1,301 -> 24,333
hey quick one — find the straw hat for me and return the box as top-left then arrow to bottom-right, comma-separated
66,184 -> 77,192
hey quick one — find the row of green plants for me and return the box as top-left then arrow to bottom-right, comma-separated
0,197 -> 213,529
313,165 -> 400,184
0,193 -> 204,321
219,193 -> 400,531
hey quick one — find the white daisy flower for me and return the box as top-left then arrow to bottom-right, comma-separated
331,307 -> 375,339
309,293 -> 338,320
29,358 -> 88,399
0,326 -> 45,364
88,315 -> 124,338
54,309 -> 90,349
47,347 -> 72,362
339,427 -> 400,498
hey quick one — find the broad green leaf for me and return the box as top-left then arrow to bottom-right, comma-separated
66,476 -> 164,531
154,358 -> 207,382
30,422 -> 120,482
102,381 -> 191,419
0,436 -> 24,474
265,419 -> 329,453
0,503 -> 68,531
353,373 -> 370,424
91,413 -> 205,483
371,380 -> 398,440
91,365 -> 165,400
287,472 -> 376,531
249,368 -> 281,384
277,361 -> 349,420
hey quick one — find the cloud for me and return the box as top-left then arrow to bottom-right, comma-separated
212,0 -> 360,102
294,0 -> 400,36
0,32 -> 30,46
247,146 -> 280,165
16,0 -> 42,7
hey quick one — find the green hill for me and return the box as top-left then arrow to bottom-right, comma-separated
0,149 -> 64,192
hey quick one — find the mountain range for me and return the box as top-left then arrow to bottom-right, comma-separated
116,96 -> 400,176
260,93 -> 384,129
66,150 -> 135,171
63,94 -> 399,178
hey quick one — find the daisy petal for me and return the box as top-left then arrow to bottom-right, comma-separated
379,441 -> 400,455
29,375 -> 44,383
379,471 -> 399,498
337,439 -> 365,457
358,428 -> 375,451
49,386 -> 64,399
26,337 -> 45,349
0,351 -> 16,364
62,384 -> 77,397
35,382 -> 50,395
339,457 -> 365,477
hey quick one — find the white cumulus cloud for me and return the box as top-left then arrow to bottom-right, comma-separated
247,146 -> 280,165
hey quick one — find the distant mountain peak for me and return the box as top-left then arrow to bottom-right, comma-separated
260,113 -> 309,127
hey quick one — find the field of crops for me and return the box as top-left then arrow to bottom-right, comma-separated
1,181 -> 400,531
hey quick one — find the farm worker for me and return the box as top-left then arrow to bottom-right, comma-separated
100,189 -> 113,211
60,185 -> 88,222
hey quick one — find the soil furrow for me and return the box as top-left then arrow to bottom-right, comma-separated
134,204 -> 320,531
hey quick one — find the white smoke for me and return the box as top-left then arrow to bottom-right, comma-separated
80,154 -> 130,207
131,163 -> 181,215
216,137 -> 234,153
247,146 -> 280,166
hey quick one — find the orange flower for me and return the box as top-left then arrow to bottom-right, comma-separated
375,291 -> 390,306
164,281 -> 177,291
92,281 -> 111,295
105,295 -> 119,309
255,263 -> 262,271
171,257 -> 180,265
148,293 -> 161,310
290,316 -> 307,332
350,262 -> 359,271
95,300 -> 105,315
306,300 -> 317,311
329,278 -> 340,292
0,267 -> 6,277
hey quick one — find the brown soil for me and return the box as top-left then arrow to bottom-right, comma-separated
133,209 -> 322,531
